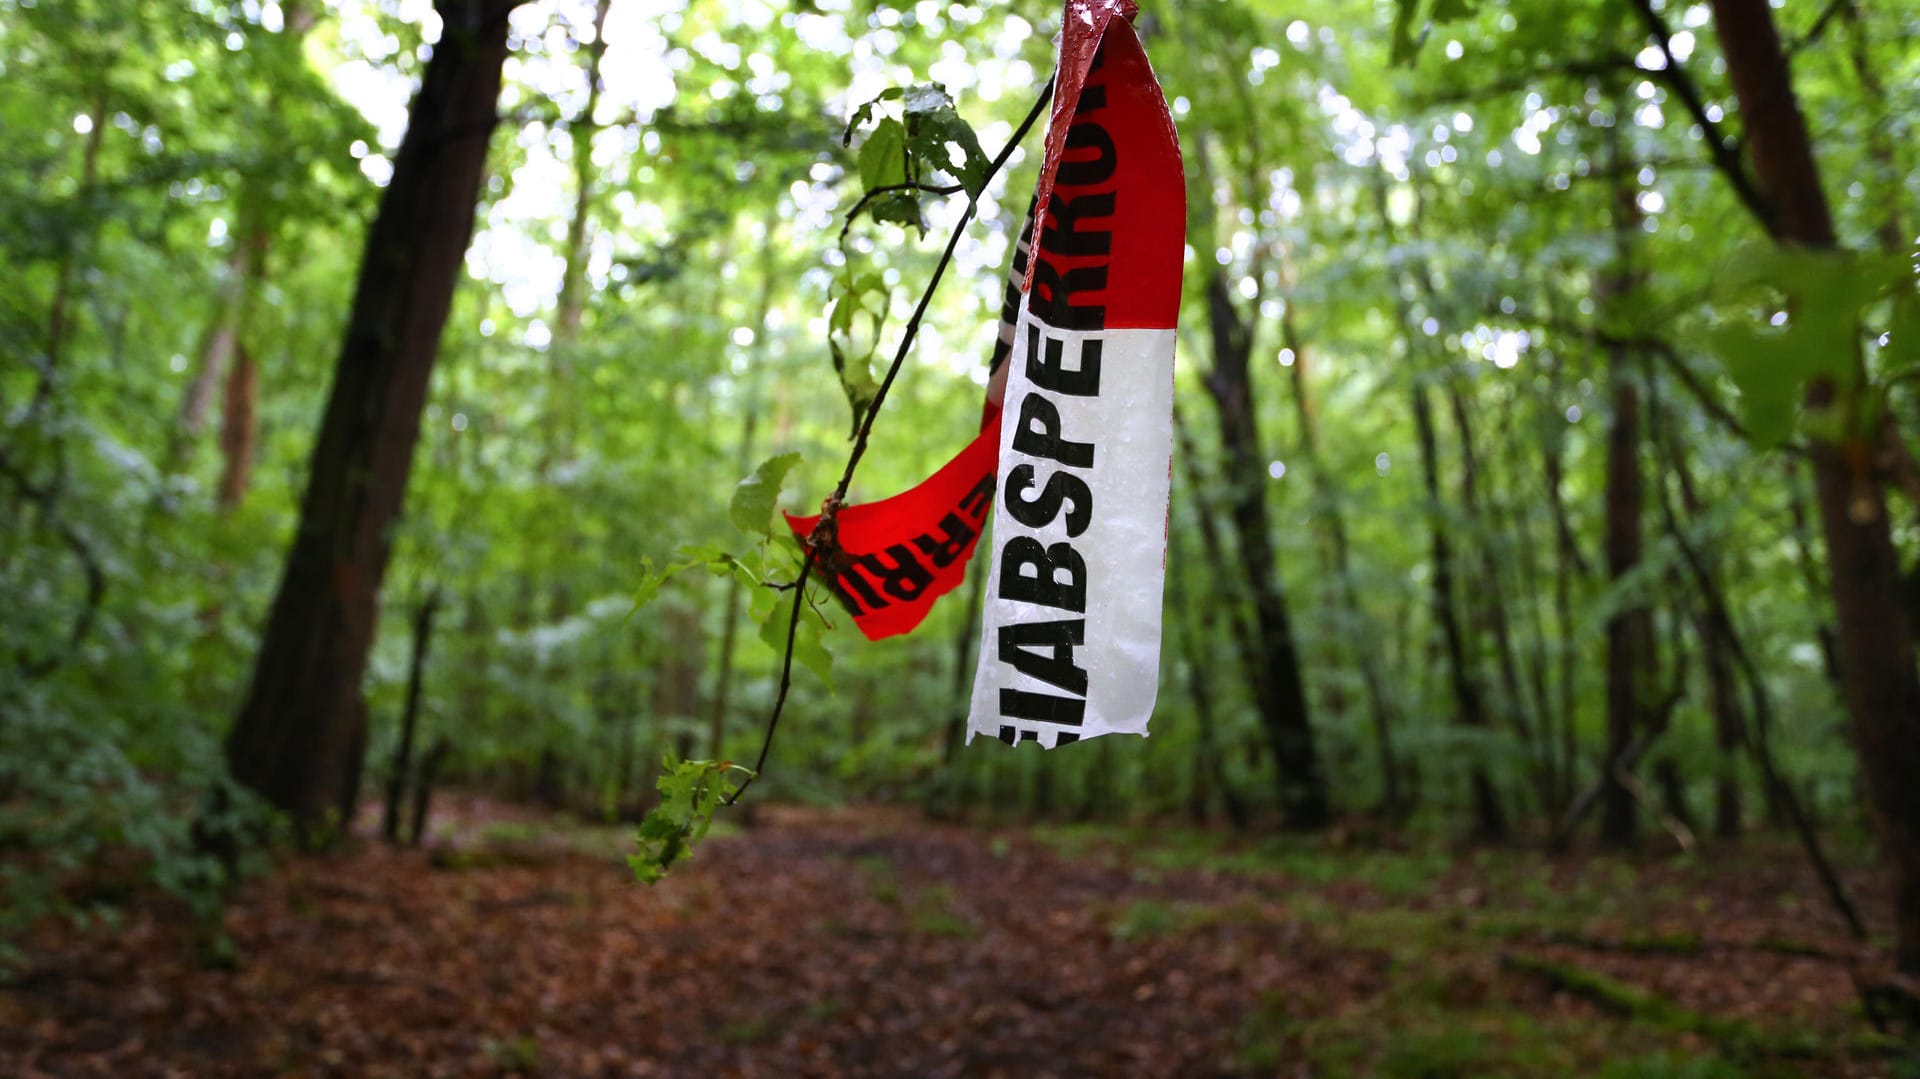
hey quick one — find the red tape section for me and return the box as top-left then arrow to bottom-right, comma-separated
1027,5 -> 1183,333
784,415 -> 1000,640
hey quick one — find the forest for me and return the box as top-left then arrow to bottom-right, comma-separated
4,0 -> 1920,1074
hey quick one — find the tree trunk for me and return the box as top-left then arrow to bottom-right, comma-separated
182,227 -> 271,442
1172,406 -> 1270,747
1504,412 -> 1563,816
1198,273 -> 1329,830
1374,175 -> 1505,839
616,706 -> 638,815
1837,0 -> 1905,253
542,0 -> 611,470
1280,311 -> 1401,818
409,738 -> 449,846
1599,112 -> 1650,849
1599,366 -> 1648,849
169,5 -> 307,495
34,90 -> 107,419
1782,462 -> 1843,691
554,0 -> 611,346
1445,376 -> 1544,810
216,342 -> 259,512
1652,403 -> 1866,937
1412,377 -> 1506,841
1541,354 -> 1587,814
1168,493 -> 1250,831
926,567 -> 985,820
382,589 -> 441,843
656,600 -> 703,764
1712,0 -> 1920,973
226,0 -> 517,838
1662,430 -> 1747,839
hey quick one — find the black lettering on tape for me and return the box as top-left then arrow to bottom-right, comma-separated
1027,327 -> 1102,397
1029,257 -> 1108,331
912,513 -> 974,570
998,537 -> 1086,613
1011,392 -> 1095,469
958,475 -> 995,519
1005,464 -> 1093,537
856,544 -> 934,603
998,618 -> 1088,695
836,564 -> 884,613
1000,688 -> 1086,727
1042,190 -> 1115,258
1057,121 -> 1116,188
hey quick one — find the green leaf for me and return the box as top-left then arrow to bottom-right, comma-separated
902,88 -> 989,196
1706,245 -> 1914,447
843,85 -> 904,146
830,334 -> 879,436
756,587 -> 834,688
729,452 -> 804,538
869,190 -> 924,234
1711,326 -> 1804,447
1389,0 -> 1477,65
628,754 -> 752,884
827,271 -> 888,433
630,555 -> 668,610
856,116 -> 907,191
899,84 -> 954,115
627,554 -> 703,624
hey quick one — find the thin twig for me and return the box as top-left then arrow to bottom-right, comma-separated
838,182 -> 967,245
1788,0 -> 1852,58
1509,307 -> 1807,455
1625,0 -> 1778,235
0,445 -> 105,678
1646,398 -> 1868,939
724,81 -> 1054,805
1412,52 -> 1640,107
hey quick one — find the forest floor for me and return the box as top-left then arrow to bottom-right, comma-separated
2,795 -> 1913,1078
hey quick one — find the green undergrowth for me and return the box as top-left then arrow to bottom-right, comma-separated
1242,1008 -> 1767,1079
1035,823 -> 1742,927
1037,823 -> 1895,1076
1234,957 -> 1892,1078
1034,822 -> 1454,899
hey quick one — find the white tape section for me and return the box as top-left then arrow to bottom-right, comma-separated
967,308 -> 1175,748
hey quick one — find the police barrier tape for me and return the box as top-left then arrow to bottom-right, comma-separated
790,0 -> 1184,749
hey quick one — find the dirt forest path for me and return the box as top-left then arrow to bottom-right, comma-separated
1,798 -> 1903,1077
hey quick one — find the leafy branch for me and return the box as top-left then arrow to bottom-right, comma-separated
623,80 -> 1052,883
727,80 -> 1053,807
627,755 -> 753,883
826,83 -> 1001,431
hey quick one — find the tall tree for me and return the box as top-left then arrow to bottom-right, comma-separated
1598,108 -> 1650,848
1197,268 -> 1331,830
226,0 -> 521,835
1412,370 -> 1506,840
1376,177 -> 1504,840
1444,373 -> 1540,812
1709,0 -> 1920,973
1278,306 -> 1402,818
